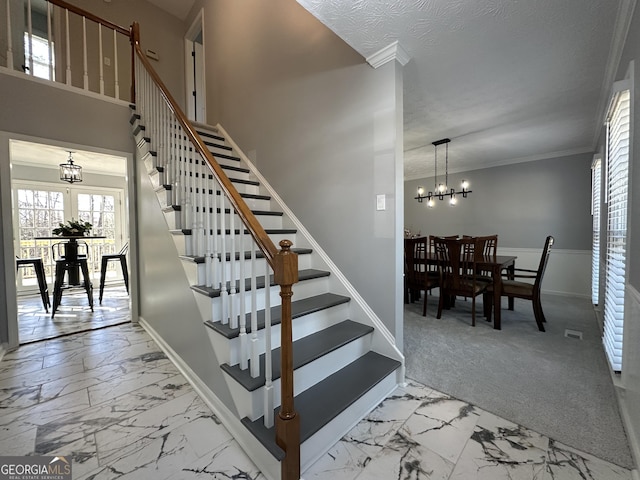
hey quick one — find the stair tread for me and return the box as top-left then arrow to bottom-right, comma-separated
170,228 -> 296,236
205,292 -> 349,338
193,269 -> 330,299
242,351 -> 401,459
180,247 -> 312,264
221,320 -> 372,392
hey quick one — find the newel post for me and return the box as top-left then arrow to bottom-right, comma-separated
274,239 -> 300,480
129,22 -> 140,104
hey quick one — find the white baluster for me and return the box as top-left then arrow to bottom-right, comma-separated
263,256 -> 274,427
250,247 -> 259,378
239,230 -> 248,370
98,24 -> 104,94
82,17 -> 88,89
46,3 -> 53,80
219,193 -> 229,323
113,30 -> 119,98
229,206 -> 237,329
26,0 -> 33,75
5,0 -> 13,70
65,10 -> 71,84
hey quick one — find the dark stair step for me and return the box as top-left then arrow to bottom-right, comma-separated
165,207 -> 282,217
205,292 -> 350,339
180,246 -> 311,264
196,130 -> 225,142
192,268 -> 330,299
221,320 -> 372,392
242,351 -> 401,460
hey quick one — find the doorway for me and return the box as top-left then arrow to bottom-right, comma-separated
9,139 -> 131,344
185,9 -> 206,123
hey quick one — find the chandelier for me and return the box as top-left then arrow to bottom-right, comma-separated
59,151 -> 83,184
415,138 -> 471,207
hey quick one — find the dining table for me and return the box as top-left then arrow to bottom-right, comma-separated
415,252 -> 517,330
35,235 -> 106,285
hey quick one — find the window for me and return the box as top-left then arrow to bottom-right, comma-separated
591,157 -> 601,305
602,85 -> 631,373
24,32 -> 54,80
13,183 -> 125,291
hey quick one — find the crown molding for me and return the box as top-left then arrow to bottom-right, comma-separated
366,41 -> 410,68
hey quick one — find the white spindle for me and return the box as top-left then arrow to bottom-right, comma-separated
98,24 -> 104,94
65,9 -> 71,84
26,0 -> 33,75
113,30 -> 119,98
5,0 -> 13,70
47,3 -> 53,80
219,194 -> 229,323
263,256 -> 274,427
239,229 -> 248,370
229,206 -> 238,329
82,17 -> 88,89
197,154 -> 206,258
250,247 -> 259,378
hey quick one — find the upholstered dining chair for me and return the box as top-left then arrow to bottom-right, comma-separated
404,236 -> 439,316
485,235 -> 554,331
433,236 -> 489,326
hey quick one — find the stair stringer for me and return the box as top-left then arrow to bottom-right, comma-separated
217,124 -> 405,373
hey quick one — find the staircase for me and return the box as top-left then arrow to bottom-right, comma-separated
131,111 -> 403,478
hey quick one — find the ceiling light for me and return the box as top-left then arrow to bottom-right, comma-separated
59,151 -> 82,183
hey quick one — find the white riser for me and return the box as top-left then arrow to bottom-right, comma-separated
300,371 -> 398,473
163,210 -> 282,233
229,333 -> 373,422
242,197 -> 273,211
193,275 -> 331,324
205,302 -> 350,368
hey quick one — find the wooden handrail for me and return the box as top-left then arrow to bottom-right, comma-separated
47,0 -> 130,36
131,22 -> 278,266
132,21 -> 301,479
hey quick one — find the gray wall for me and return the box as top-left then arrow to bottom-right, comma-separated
136,158 -> 236,411
0,74 -> 134,348
187,0 -> 403,336
405,153 -> 593,250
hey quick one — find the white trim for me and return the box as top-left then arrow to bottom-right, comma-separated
366,41 -> 410,68
138,316 -> 281,480
0,343 -> 7,362
216,124 -> 404,364
0,66 -> 130,106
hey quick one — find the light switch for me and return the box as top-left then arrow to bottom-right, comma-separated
376,194 -> 386,211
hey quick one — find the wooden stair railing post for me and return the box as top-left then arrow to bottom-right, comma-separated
274,240 -> 300,480
273,240 -> 300,480
130,22 -> 140,103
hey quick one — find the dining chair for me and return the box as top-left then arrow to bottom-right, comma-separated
16,256 -> 50,312
404,236 -> 439,316
433,236 -> 488,326
485,235 -> 554,331
99,242 -> 129,304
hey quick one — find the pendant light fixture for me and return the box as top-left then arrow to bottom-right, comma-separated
59,150 -> 83,184
415,138 -> 471,207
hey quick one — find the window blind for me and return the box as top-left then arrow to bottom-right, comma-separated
591,157 -> 601,305
603,87 -> 630,373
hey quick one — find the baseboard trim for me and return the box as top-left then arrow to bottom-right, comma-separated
138,317 -> 280,480
0,343 -> 7,362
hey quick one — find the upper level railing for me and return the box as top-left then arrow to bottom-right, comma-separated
3,1 -> 301,476
3,0 -> 132,101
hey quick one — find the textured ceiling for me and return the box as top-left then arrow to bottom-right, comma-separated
297,0 -> 624,179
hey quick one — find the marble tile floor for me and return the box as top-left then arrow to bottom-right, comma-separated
17,285 -> 131,344
0,322 -> 633,480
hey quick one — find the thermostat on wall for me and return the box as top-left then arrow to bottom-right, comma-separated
146,49 -> 159,61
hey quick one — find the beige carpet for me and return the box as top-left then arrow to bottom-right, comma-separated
403,292 -> 634,469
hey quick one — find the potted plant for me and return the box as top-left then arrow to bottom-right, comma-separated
52,218 -> 93,237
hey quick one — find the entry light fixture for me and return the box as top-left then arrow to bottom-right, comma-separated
59,150 -> 83,184
415,138 -> 471,207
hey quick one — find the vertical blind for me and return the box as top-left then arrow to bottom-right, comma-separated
591,157 -> 601,306
603,87 -> 630,373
